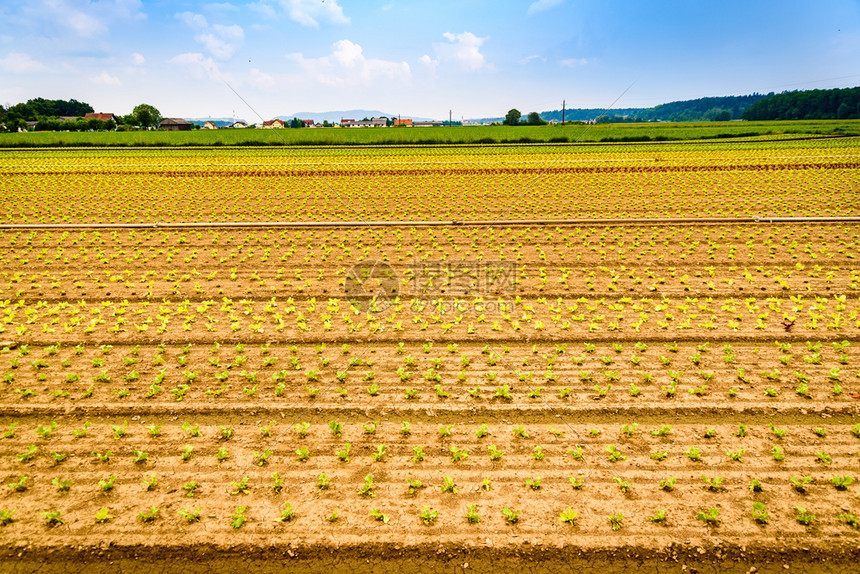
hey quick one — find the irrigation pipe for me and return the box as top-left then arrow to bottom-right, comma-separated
1,216 -> 860,230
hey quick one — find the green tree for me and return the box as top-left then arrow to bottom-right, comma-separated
133,104 -> 162,129
504,109 -> 521,126
526,111 -> 546,125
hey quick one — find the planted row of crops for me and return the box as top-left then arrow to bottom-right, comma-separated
1,340 -> 857,406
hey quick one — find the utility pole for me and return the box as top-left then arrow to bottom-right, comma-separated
562,100 -> 565,125
449,109 -> 452,126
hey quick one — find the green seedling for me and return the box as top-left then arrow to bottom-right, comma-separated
182,481 -> 199,497
41,511 -> 64,527
137,506 -> 160,523
419,506 -> 438,525
231,506 -> 247,529
36,422 -> 58,439
181,421 -> 201,437
830,476 -> 853,490
337,443 -> 351,462
752,502 -> 769,524
837,513 -> 859,529
701,475 -> 726,492
92,451 -> 112,463
794,506 -> 815,526
790,476 -> 814,493
230,477 -> 251,495
181,445 -> 194,461
177,507 -> 201,523
614,477 -> 633,493
52,477 -> 72,492
358,474 -> 375,497
17,445 -> 37,463
277,503 -> 295,522
726,449 -> 745,462
142,474 -> 158,491
465,504 -> 480,524
606,444 -> 626,462
697,507 -> 720,525
608,513 -> 624,531
369,508 -> 390,524
559,508 -> 579,525
441,476 -> 458,494
98,475 -> 117,492
449,446 -> 467,462
502,507 -> 520,524
406,478 -> 423,495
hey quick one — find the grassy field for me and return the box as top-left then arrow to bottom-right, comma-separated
1,119 -> 859,147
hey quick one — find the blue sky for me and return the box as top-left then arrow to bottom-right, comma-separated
1,0 -> 858,120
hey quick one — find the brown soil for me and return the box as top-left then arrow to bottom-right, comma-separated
1,141 -> 859,572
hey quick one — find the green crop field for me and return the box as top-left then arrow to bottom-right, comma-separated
1,119 -> 859,148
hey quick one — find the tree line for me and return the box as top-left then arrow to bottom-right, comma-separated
0,99 -> 164,132
742,87 -> 860,120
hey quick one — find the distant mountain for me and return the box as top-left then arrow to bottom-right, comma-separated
279,110 -> 434,123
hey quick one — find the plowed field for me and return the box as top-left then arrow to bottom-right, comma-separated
1,137 -> 859,573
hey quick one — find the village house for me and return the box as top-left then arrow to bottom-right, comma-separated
84,112 -> 119,123
393,118 -> 413,126
262,119 -> 285,129
159,118 -> 192,131
203,121 -> 218,130
342,117 -> 387,127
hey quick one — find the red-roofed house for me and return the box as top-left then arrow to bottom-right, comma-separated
263,119 -> 285,129
84,112 -> 118,123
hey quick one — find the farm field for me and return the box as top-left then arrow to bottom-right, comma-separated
0,134 -> 859,573
1,119 -> 859,148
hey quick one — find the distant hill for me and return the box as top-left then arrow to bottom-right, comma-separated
470,94 -> 769,124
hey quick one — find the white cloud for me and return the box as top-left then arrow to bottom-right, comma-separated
91,70 -> 121,85
560,57 -> 589,68
39,0 -> 146,37
176,11 -> 209,30
195,24 -> 244,59
257,0 -> 349,28
177,13 -> 244,60
433,32 -> 490,71
527,0 -> 564,16
0,52 -> 50,74
205,2 -> 239,11
131,52 -> 145,65
419,54 -> 438,68
169,52 -> 223,81
247,67 -> 276,89
520,54 -> 545,65
286,40 -> 410,87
